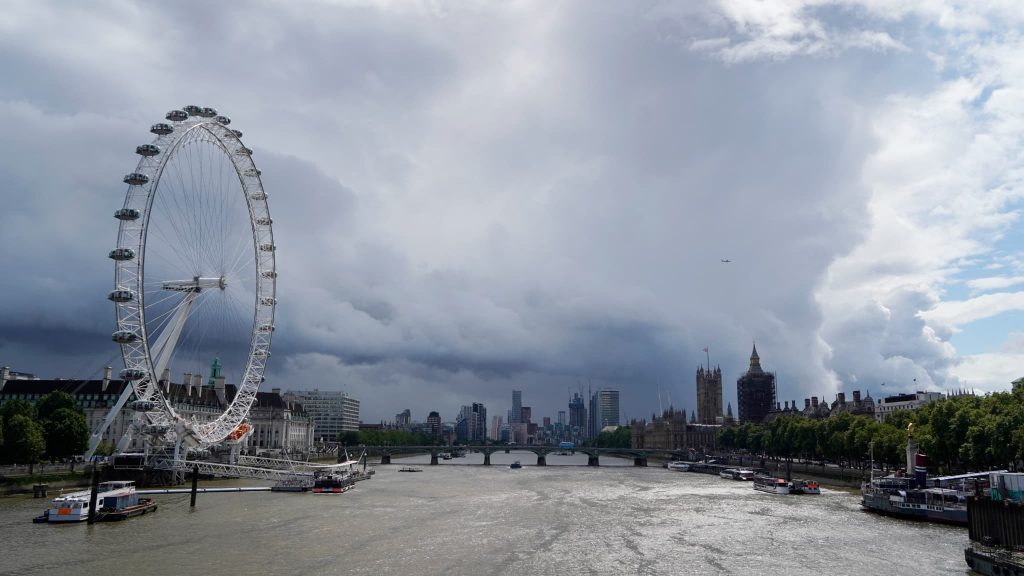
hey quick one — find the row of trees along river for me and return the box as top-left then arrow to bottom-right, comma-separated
0,392 -> 90,474
717,382 -> 1024,474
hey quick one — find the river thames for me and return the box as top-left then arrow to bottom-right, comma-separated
0,452 -> 967,575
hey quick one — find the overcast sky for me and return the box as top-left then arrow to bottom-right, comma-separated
2,1 -> 1023,423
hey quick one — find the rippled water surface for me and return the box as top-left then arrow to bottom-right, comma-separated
0,452 -> 969,575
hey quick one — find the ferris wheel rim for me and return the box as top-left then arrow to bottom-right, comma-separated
110,106 -> 276,447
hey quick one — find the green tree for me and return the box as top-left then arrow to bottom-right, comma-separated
593,426 -> 631,448
93,440 -> 115,457
5,414 -> 45,473
338,431 -> 360,446
43,408 -> 89,463
36,391 -> 80,421
0,400 -> 37,463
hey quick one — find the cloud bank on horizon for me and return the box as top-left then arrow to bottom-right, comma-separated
1,0 -> 1022,421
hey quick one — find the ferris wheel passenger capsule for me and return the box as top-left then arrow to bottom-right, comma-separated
120,368 -> 147,380
108,248 -> 136,260
166,110 -> 188,122
258,324 -> 275,333
112,330 -> 139,344
199,107 -> 217,117
235,146 -> 253,156
183,105 -> 203,116
261,271 -> 277,279
114,208 -> 141,220
259,243 -> 276,252
260,297 -> 277,306
150,123 -> 173,135
244,168 -> 261,177
123,173 -> 149,185
136,144 -> 160,157
129,400 -> 158,412
107,289 -> 134,302
214,115 -> 231,125
255,217 -> 272,226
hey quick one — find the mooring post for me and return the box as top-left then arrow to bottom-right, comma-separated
588,454 -> 600,467
190,465 -> 199,508
87,465 -> 100,524
430,451 -> 439,465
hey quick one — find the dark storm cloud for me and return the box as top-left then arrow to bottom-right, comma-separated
4,1 -> 999,421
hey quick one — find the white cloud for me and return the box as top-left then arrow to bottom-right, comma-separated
965,276 -> 1024,294
924,292 -> 1024,328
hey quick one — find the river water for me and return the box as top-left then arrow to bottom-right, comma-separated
0,451 -> 968,575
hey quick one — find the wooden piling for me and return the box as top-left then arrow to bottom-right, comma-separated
190,465 -> 199,508
86,466 -> 100,524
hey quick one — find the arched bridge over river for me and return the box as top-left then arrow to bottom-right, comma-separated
354,445 -> 702,467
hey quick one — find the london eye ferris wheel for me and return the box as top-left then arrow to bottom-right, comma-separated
108,105 -> 276,451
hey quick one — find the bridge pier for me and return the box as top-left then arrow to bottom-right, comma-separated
588,455 -> 600,467
430,452 -> 438,465
633,456 -> 647,467
483,452 -> 491,466
505,448 -> 510,454
380,453 -> 391,465
537,454 -> 546,466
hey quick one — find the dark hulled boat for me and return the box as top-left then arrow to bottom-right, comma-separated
964,472 -> 1024,576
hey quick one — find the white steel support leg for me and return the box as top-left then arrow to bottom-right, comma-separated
150,290 -> 200,380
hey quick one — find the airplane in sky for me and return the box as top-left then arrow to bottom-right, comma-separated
720,259 -> 732,263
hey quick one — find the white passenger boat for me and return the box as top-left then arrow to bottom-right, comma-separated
44,481 -> 138,522
720,468 -> 738,479
753,475 -> 790,495
667,461 -> 690,472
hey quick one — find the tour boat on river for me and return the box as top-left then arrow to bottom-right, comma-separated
753,474 -> 790,495
667,461 -> 690,472
38,481 -> 155,523
789,479 -> 821,495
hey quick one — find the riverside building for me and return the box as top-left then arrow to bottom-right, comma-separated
589,389 -> 620,438
281,389 -> 359,442
0,365 -> 315,456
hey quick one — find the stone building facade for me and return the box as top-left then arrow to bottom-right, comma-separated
629,408 -> 720,452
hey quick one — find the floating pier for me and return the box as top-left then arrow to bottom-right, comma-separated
138,487 -> 272,495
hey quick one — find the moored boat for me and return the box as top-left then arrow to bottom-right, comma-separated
399,466 -> 422,472
40,481 -> 151,523
510,461 -> 522,469
720,468 -> 737,479
861,432 -> 987,525
964,472 -> 1024,576
753,474 -> 790,495
667,461 -> 690,472
312,471 -> 354,494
